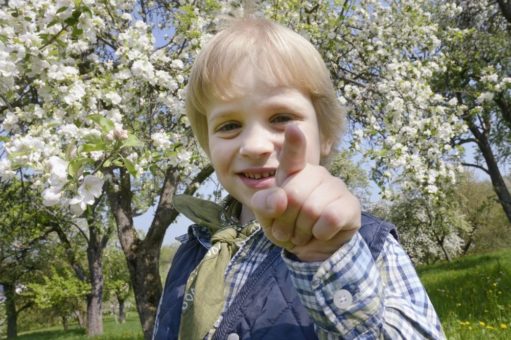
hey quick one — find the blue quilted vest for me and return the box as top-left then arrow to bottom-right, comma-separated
153,212 -> 397,339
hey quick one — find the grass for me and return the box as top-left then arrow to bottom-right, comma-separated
16,314 -> 143,340
418,248 -> 511,339
12,248 -> 511,339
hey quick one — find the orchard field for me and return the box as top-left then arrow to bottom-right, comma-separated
1,0 -> 510,338
9,248 -> 510,340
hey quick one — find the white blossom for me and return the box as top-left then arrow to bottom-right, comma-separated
476,91 -> 494,103
0,158 -> 16,180
47,156 -> 68,189
131,59 -> 155,81
42,187 -> 62,206
151,132 -> 172,149
63,82 -> 86,105
105,92 -> 122,105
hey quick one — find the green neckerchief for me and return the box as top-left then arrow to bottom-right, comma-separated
173,195 -> 258,340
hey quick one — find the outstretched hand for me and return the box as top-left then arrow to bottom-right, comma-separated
250,125 -> 361,262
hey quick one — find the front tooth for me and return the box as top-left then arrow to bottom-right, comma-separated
262,172 -> 269,178
254,173 -> 261,179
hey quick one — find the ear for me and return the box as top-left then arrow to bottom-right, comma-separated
320,138 -> 333,157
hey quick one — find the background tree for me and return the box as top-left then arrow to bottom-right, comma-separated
373,189 -> 469,264
0,1 -> 216,337
103,246 -> 132,324
25,267 -> 89,331
0,180 -> 56,338
456,170 -> 511,253
328,150 -> 371,205
432,0 -> 511,222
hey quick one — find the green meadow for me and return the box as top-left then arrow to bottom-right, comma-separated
14,248 -> 511,340
17,315 -> 143,340
418,248 -> 511,339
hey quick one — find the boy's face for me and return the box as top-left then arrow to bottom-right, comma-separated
205,68 -> 331,213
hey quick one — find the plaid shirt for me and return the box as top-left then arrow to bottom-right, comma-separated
178,223 -> 445,339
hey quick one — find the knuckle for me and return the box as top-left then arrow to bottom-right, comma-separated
285,186 -> 302,205
301,202 -> 322,220
322,205 -> 342,227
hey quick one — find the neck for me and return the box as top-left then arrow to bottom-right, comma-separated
240,204 -> 255,225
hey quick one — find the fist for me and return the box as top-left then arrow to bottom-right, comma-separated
250,125 -> 361,262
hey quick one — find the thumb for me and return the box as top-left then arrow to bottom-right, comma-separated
276,125 -> 307,185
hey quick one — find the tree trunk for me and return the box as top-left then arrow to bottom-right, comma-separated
127,245 -> 162,339
468,120 -> 511,224
74,310 -> 85,328
4,283 -> 17,339
86,225 -> 104,336
440,243 -> 452,262
62,315 -> 69,331
118,298 -> 126,324
106,165 -> 213,339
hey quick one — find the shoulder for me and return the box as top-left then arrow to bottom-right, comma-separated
359,212 -> 399,259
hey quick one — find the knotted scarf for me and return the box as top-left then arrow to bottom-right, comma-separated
174,195 -> 258,340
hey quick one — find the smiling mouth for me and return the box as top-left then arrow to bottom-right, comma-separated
241,170 -> 276,179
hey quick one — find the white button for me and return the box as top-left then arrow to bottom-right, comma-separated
227,333 -> 240,340
333,289 -> 353,308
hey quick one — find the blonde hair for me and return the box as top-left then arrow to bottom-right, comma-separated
186,17 -> 345,159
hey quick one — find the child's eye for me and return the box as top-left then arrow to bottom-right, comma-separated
215,121 -> 241,133
270,114 -> 294,124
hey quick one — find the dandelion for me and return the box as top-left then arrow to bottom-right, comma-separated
479,321 -> 486,327
500,323 -> 508,329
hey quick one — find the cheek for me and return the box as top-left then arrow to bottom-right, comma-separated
209,140 -> 231,170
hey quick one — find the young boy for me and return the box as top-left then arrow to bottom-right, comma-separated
153,17 -> 445,339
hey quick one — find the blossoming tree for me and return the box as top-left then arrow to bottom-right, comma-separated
0,0 -> 216,336
2,0 -> 506,337
431,0 -> 511,223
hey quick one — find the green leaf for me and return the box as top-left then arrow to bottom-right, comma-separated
122,157 -> 137,177
121,134 -> 143,149
68,158 -> 87,178
88,114 -> 115,133
112,159 -> 124,167
56,6 -> 68,14
64,9 -> 82,26
82,140 -> 107,152
72,27 -> 83,39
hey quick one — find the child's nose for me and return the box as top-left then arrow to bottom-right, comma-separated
239,125 -> 275,159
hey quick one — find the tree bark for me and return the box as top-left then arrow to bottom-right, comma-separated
74,310 -> 85,328
118,298 -> 126,323
467,118 -> 511,224
106,164 -> 213,339
62,316 -> 69,331
4,283 -> 17,339
85,224 -> 105,336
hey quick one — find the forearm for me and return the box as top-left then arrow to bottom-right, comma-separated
283,233 -> 445,339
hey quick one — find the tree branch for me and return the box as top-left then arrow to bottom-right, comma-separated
145,163 -> 213,246
495,94 -> 511,130
462,162 -> 490,175
16,301 -> 34,317
49,222 -> 88,282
